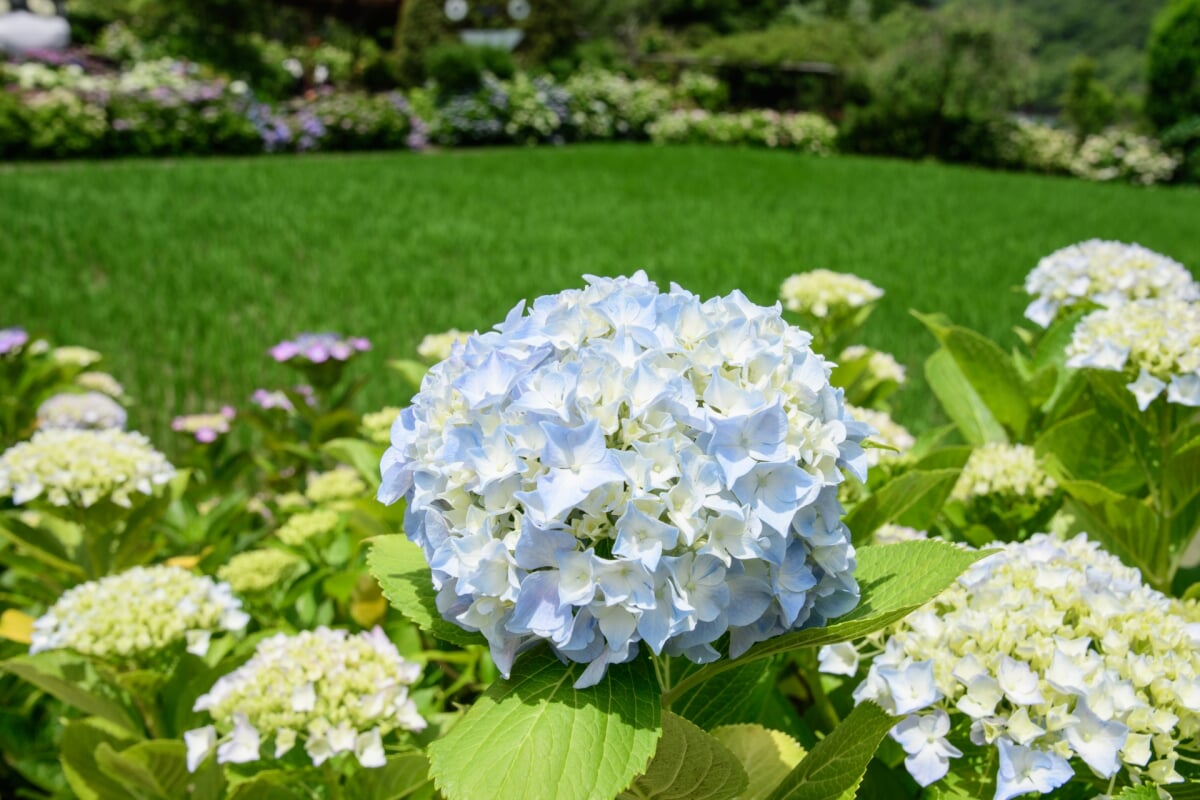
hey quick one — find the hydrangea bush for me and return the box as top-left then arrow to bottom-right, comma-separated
35,391 -> 127,431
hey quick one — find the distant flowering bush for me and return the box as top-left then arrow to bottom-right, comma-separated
187,627 -> 426,771
416,329 -> 470,362
1066,298 -> 1200,409
217,548 -> 306,594
276,508 -> 341,546
1003,120 -> 1075,176
0,428 -> 174,507
1023,240 -> 1198,328
306,466 -> 366,504
647,109 -> 836,155
171,407 -> 235,443
0,327 -> 28,356
564,70 -> 673,140
36,391 -> 127,431
270,333 -> 371,365
779,270 -> 883,319
30,565 -> 248,662
378,272 -> 868,687
836,534 -> 1200,796
361,407 -> 402,444
1071,129 -> 1179,186
950,443 -> 1057,504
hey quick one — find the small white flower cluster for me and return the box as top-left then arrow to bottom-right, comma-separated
75,371 -> 126,399
0,429 -> 175,507
1023,240 -> 1198,328
379,272 -> 867,687
217,549 -> 306,594
839,345 -> 907,385
834,534 -> 1200,797
305,466 -> 367,503
30,565 -> 248,662
1004,120 -> 1075,176
416,329 -> 471,363
36,392 -> 127,431
362,407 -> 402,444
51,346 -> 103,368
1071,130 -> 1179,186
1066,298 -> 1200,410
951,443 -> 1056,504
187,627 -> 425,771
845,405 -> 914,467
779,270 -> 883,319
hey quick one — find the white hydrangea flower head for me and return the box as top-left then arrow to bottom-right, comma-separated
839,345 -> 907,385
838,534 -> 1200,795
362,407 -> 402,445
276,509 -> 341,546
305,466 -> 367,504
1023,240 -> 1198,328
1066,298 -> 1200,410
416,329 -> 472,363
75,371 -> 126,399
873,524 -> 927,546
844,404 -> 914,467
217,549 -> 307,594
30,565 -> 248,663
378,272 -> 869,687
779,270 -> 883,319
51,346 -> 102,368
951,443 -> 1056,503
188,627 -> 425,771
0,429 -> 175,508
36,392 -> 127,431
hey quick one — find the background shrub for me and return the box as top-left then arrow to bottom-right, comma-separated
1145,0 -> 1200,131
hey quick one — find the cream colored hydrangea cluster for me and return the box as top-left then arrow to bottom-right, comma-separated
187,627 -> 426,771
75,371 -> 126,399
51,346 -> 102,367
36,392 -> 127,431
873,524 -> 928,545
0,429 -> 175,507
1066,298 -> 1200,410
779,270 -> 883,318
839,345 -> 907,385
1023,240 -> 1198,328
951,443 -> 1056,504
845,405 -> 914,467
30,565 -> 248,662
838,534 -> 1200,797
416,329 -> 471,362
305,466 -> 367,503
217,549 -> 306,594
361,407 -> 402,445
276,509 -> 340,546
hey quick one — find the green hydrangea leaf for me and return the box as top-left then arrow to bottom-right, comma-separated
766,701 -> 895,800
620,711 -> 747,800
711,724 -> 806,800
428,647 -> 662,800
844,469 -> 960,544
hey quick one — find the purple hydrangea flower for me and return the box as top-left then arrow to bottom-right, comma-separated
172,406 -> 236,443
269,333 -> 371,365
0,327 -> 29,357
251,386 -> 316,413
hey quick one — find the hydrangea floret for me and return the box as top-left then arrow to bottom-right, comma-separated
270,333 -> 370,364
217,549 -> 307,594
378,272 -> 868,687
362,407 -> 402,445
0,327 -> 28,356
829,534 -> 1200,797
839,345 -> 907,385
0,429 -> 175,507
1023,240 -> 1198,328
416,329 -> 471,363
305,466 -> 367,503
1065,298 -> 1200,410
36,392 -> 127,431
187,627 -> 426,771
30,565 -> 248,662
75,371 -> 126,399
779,270 -> 883,319
277,509 -> 341,546
172,407 -> 236,443
950,443 -> 1057,504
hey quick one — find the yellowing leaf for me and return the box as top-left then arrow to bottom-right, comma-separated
0,609 -> 34,644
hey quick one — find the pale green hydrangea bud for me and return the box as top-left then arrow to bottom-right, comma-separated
75,371 -> 126,399
51,346 -> 102,367
276,509 -> 341,546
188,627 -> 426,771
0,429 -> 175,508
305,467 -> 366,504
951,443 -> 1056,503
416,329 -> 471,363
361,407 -> 402,445
217,549 -> 306,594
30,565 -> 247,663
779,270 -> 883,319
275,492 -> 310,513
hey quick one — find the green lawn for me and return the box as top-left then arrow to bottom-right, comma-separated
3,144 -> 1199,441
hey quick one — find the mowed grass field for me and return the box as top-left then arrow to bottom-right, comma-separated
3,144 -> 1199,442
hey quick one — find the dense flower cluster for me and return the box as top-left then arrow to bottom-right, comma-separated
1003,120 -> 1075,176
950,443 -> 1057,503
1023,240 -> 1198,328
277,509 -> 341,546
0,327 -> 29,356
361,407 -> 402,444
779,270 -> 884,319
839,345 -> 907,386
1071,129 -> 1179,186
270,333 -> 371,364
416,329 -> 471,362
75,371 -> 126,399
647,109 -> 836,155
251,385 -> 316,412
1066,298 -> 1200,410
379,272 -> 867,687
188,627 -> 426,770
0,429 -> 174,507
51,346 -> 102,367
837,534 -> 1200,796
36,392 -> 127,431
172,407 -> 236,443
306,467 -> 366,503
845,405 -> 914,467
30,565 -> 248,662
563,70 -> 673,140
217,549 -> 306,594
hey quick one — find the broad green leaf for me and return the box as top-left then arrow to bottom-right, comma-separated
844,470 -> 960,543
766,702 -> 895,800
737,541 -> 988,663
428,647 -> 662,800
924,349 -> 1006,446
60,717 -> 140,800
94,740 -> 210,800
347,752 -> 433,800
0,515 -> 86,577
389,359 -> 430,392
229,776 -> 311,800
322,438 -> 386,486
670,657 -> 809,740
367,535 -> 487,647
2,651 -> 139,732
1059,482 -> 1168,589
1035,411 -> 1142,493
620,711 -> 747,800
1113,786 -> 1159,800
916,313 -> 1030,440
711,724 -> 806,800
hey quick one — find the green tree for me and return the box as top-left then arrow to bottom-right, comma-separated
1062,56 -> 1116,138
395,0 -> 452,87
1146,0 -> 1200,130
